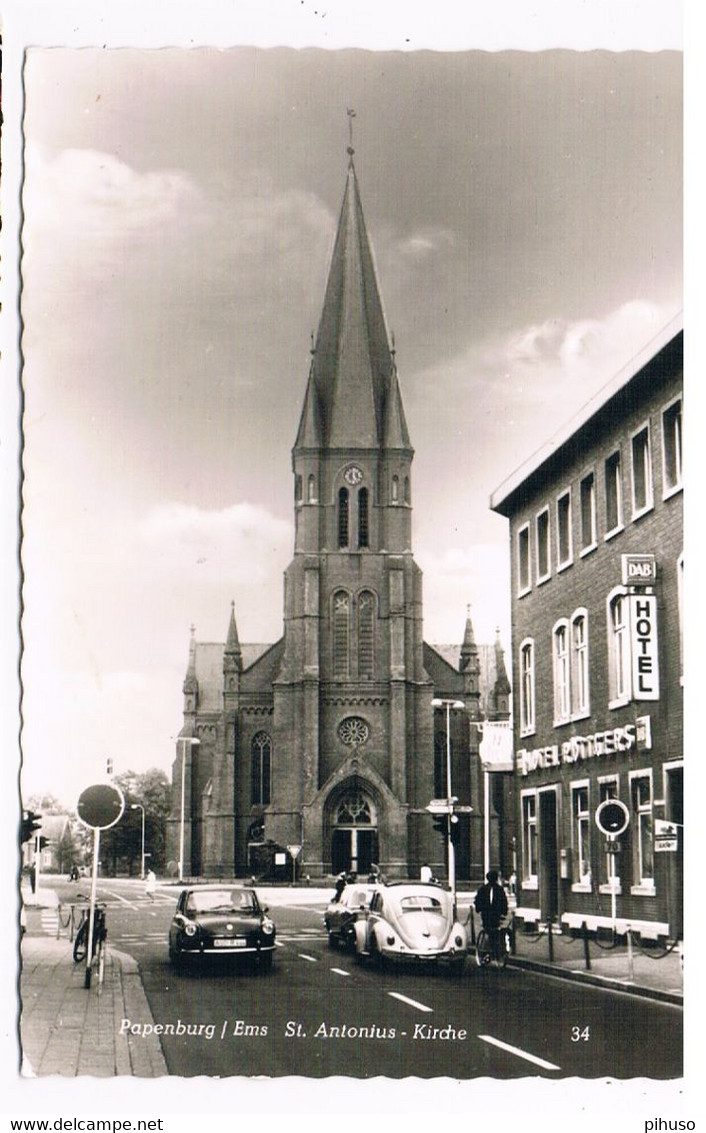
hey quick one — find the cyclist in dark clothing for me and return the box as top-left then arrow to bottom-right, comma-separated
474,870 -> 508,930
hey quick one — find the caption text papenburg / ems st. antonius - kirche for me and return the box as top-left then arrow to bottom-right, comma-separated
491,315 -> 682,939
166,152 -> 513,883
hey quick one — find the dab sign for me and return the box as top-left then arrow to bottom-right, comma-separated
622,554 -> 657,586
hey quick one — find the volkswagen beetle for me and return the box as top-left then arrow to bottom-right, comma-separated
324,882 -> 378,951
168,884 -> 276,969
353,882 -> 467,971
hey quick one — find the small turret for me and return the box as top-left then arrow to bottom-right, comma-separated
459,605 -> 481,710
491,627 -> 511,719
223,601 -> 243,699
183,624 -> 198,715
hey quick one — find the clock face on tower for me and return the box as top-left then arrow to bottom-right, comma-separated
344,466 -> 363,486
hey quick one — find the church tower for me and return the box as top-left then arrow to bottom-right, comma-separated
268,149 -> 435,877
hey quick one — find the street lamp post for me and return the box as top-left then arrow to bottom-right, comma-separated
130,803 -> 146,879
178,737 -> 200,882
431,698 -> 465,906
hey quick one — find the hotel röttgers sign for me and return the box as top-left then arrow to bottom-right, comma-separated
517,716 -> 652,777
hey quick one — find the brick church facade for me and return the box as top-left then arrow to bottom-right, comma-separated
166,156 -> 511,881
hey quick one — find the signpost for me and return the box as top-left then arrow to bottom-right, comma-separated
595,799 -> 630,928
76,783 -> 125,988
287,844 -> 302,884
654,818 -> 679,853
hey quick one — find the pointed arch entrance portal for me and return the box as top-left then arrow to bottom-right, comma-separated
330,787 -> 379,875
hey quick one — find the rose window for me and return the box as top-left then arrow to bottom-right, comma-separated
338,717 -> 370,747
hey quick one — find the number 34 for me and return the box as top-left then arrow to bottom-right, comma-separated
571,1025 -> 590,1042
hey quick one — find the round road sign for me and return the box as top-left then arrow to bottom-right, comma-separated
595,798 -> 630,837
77,783 -> 125,830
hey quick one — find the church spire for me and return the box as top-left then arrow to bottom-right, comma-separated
224,601 -> 242,670
460,604 -> 477,670
302,140 -> 400,451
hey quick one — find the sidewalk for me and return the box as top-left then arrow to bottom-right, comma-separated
19,891 -> 167,1078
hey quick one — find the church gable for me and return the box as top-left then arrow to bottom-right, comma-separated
241,639 -> 284,692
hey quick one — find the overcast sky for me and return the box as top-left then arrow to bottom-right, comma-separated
17,41 -> 681,805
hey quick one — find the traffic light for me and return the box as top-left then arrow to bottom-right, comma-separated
20,810 -> 42,845
37,836 -> 49,851
106,758 -> 114,776
431,814 -> 447,842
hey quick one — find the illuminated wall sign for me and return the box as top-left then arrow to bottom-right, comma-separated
517,724 -> 637,776
621,553 -> 657,586
630,594 -> 659,700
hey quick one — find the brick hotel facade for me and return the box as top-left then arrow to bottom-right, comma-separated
491,318 -> 683,938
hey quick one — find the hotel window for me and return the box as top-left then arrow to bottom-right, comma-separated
571,782 -> 592,888
552,621 -> 570,724
607,588 -> 631,706
536,508 -> 551,582
333,590 -> 350,677
308,474 -> 317,503
358,590 -> 375,678
521,792 -> 538,885
517,524 -> 531,595
556,490 -> 572,569
570,610 -> 589,718
519,639 -> 535,736
598,777 -> 620,889
604,450 -> 623,537
631,424 -> 653,518
338,488 -> 349,548
630,772 -> 655,891
662,397 -> 682,496
250,732 -> 272,806
580,472 -> 596,553
358,487 -> 370,548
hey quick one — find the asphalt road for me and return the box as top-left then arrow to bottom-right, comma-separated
77,879 -> 683,1081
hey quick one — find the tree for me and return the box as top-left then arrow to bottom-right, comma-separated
95,769 -> 172,875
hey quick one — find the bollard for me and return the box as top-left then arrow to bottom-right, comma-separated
582,921 -> 591,971
547,916 -> 554,963
626,925 -> 634,982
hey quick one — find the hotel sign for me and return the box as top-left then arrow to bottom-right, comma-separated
621,553 -> 657,586
630,594 -> 659,700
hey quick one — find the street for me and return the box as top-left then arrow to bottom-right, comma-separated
54,878 -> 683,1081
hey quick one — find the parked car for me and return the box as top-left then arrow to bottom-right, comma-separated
352,882 -> 467,971
168,884 -> 276,969
324,882 -> 378,950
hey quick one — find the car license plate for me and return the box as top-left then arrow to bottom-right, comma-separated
214,937 -> 247,948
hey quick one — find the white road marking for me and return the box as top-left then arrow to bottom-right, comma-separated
299,953 -> 318,962
97,888 -> 138,909
478,1034 -> 560,1070
330,968 -> 350,976
387,992 -> 433,1013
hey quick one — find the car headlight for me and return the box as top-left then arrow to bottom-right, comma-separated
184,922 -> 198,937
386,934 -> 396,946
261,918 -> 275,935
455,935 -> 464,948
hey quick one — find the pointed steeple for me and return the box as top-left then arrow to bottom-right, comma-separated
294,349 -> 323,449
460,604 -> 477,672
493,627 -> 511,697
306,157 -> 398,450
183,623 -> 198,695
224,601 -> 243,671
384,351 -> 412,449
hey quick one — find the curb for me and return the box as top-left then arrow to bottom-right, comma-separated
111,947 -> 169,1077
507,956 -> 683,1006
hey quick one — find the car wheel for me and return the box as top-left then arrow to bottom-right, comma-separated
169,941 -> 184,968
259,950 -> 273,972
327,931 -> 338,949
343,926 -> 356,954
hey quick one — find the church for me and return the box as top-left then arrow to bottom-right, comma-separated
166,151 -> 511,882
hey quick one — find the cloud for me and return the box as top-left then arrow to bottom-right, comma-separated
396,227 -> 457,259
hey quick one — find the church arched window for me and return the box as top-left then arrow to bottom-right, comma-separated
338,488 -> 349,548
391,475 -> 399,503
295,475 -> 302,504
434,733 -> 446,799
308,474 -> 317,502
333,590 -> 350,677
358,488 -> 369,548
251,732 -> 271,806
404,476 -> 411,504
358,590 -> 375,678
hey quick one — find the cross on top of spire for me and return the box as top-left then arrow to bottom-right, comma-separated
347,107 -> 356,159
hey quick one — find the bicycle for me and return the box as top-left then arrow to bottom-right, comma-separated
475,917 -> 511,969
72,902 -> 108,988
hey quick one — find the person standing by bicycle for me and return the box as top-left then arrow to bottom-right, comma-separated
474,869 -> 508,931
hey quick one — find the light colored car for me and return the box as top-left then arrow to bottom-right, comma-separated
353,882 -> 467,971
168,884 -> 276,970
323,883 -> 378,951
